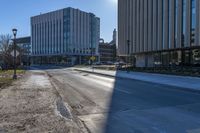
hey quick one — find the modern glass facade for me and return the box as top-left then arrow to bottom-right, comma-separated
118,0 -> 200,67
31,7 -> 100,57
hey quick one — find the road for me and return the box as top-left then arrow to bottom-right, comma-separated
45,67 -> 200,133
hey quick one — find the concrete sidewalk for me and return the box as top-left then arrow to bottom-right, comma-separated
74,67 -> 200,92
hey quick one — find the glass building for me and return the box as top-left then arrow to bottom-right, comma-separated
31,7 -> 100,65
118,0 -> 200,67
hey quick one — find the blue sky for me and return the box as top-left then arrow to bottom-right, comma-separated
0,0 -> 117,42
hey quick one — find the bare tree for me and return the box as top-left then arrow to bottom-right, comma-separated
0,34 -> 13,68
0,34 -> 12,52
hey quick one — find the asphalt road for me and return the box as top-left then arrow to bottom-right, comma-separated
45,67 -> 200,133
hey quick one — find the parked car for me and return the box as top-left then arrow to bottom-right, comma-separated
114,61 -> 126,65
93,62 -> 102,65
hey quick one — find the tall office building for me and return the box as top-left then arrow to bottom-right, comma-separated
118,0 -> 200,67
31,7 -> 100,65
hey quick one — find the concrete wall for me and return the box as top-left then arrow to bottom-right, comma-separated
135,54 -> 154,67
135,54 -> 146,67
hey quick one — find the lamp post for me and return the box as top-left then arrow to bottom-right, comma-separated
90,47 -> 93,65
12,28 -> 17,79
90,47 -> 94,72
127,40 -> 130,73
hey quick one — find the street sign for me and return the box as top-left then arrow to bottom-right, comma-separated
90,56 -> 96,61
10,50 -> 19,57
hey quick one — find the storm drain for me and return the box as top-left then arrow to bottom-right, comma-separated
56,99 -> 72,120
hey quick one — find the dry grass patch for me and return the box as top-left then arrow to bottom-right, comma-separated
0,70 -> 25,88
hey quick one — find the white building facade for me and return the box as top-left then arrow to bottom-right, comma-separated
31,7 -> 100,65
118,0 -> 200,67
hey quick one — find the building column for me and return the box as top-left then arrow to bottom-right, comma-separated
195,0 -> 200,46
169,0 -> 175,49
132,0 -> 137,53
148,0 -> 153,51
152,0 -> 158,51
157,0 -> 163,50
136,0 -> 140,53
143,0 -> 148,52
163,0 -> 169,49
177,0 -> 183,48
185,0 -> 191,47
139,0 -> 144,52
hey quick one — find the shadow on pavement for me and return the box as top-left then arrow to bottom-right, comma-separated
103,70 -> 200,133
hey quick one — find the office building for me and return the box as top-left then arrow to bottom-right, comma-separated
16,36 -> 31,65
118,0 -> 200,67
31,7 -> 100,65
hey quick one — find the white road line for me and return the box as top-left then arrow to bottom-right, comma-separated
115,87 -> 132,94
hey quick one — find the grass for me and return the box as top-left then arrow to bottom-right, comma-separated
0,69 -> 25,88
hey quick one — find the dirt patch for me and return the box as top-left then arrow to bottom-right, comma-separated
0,71 -> 86,133
0,70 -> 25,89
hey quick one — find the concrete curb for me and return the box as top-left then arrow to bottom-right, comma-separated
74,69 -> 116,78
74,68 -> 200,95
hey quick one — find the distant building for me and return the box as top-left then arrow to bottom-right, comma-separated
109,29 -> 117,45
31,7 -> 100,65
99,29 -> 117,63
16,36 -> 31,65
118,0 -> 200,67
99,42 -> 116,63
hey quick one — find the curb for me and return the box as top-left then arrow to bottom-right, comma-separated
74,69 -> 200,95
74,69 -> 116,78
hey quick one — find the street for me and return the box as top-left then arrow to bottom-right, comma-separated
45,67 -> 200,133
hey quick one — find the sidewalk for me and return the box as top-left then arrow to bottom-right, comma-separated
0,70 -> 84,132
74,67 -> 200,92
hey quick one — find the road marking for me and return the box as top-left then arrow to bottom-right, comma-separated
115,87 -> 131,94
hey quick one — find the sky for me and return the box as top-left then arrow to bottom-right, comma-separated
0,0 -> 117,42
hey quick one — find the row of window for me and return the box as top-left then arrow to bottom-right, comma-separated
161,0 -> 197,49
32,9 -> 100,55
32,19 -> 63,54
152,49 -> 200,66
123,0 -> 198,54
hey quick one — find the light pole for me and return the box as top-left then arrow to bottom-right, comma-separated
12,28 -> 17,79
90,47 -> 93,65
127,40 -> 130,73
90,47 -> 94,72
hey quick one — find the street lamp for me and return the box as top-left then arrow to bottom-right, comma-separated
90,47 -> 95,72
127,40 -> 130,73
12,28 -> 17,79
90,47 -> 93,65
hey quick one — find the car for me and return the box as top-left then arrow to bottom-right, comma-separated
93,62 -> 102,65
